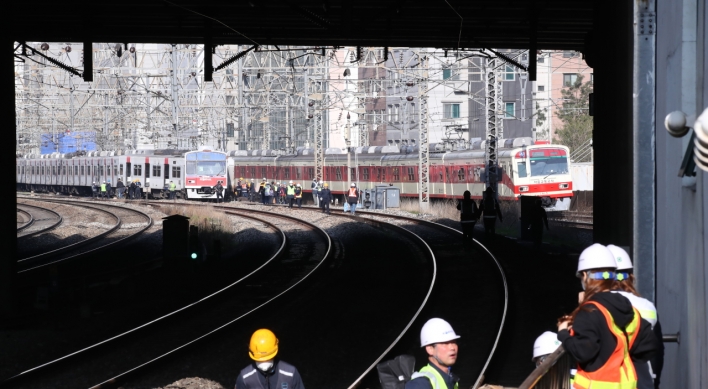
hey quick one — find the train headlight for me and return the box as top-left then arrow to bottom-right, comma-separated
559,183 -> 569,189
519,186 -> 529,192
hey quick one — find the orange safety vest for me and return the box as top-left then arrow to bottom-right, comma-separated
571,301 -> 640,389
348,188 -> 358,197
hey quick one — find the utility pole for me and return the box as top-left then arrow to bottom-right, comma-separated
484,56 -> 499,190
417,50 -> 430,212
170,45 -> 179,138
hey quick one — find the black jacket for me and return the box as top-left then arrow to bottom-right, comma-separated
116,181 -> 125,188
319,188 -> 332,202
558,292 -> 658,373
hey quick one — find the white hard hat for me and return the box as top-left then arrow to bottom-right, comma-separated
533,331 -> 561,360
420,318 -> 460,347
350,183 -> 356,187
577,243 -> 617,276
606,244 -> 633,272
289,180 -> 293,184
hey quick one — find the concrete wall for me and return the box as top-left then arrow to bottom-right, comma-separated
655,0 -> 708,386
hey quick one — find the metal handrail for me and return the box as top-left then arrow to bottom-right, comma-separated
518,346 -> 574,389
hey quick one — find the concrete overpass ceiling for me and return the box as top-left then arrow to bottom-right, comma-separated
13,0 -> 593,50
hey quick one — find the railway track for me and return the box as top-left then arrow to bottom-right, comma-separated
116,201 -> 503,389
16,203 -> 63,237
16,208 -> 32,231
2,207 -> 333,389
15,197 -> 153,274
310,207 -> 507,389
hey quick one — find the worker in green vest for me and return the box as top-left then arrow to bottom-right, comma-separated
406,318 -> 460,389
286,180 -> 296,208
169,180 -> 177,200
100,181 -> 107,199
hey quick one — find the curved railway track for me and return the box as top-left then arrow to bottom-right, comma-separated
298,206 -> 508,389
16,208 -> 33,231
16,203 -> 63,237
15,197 -> 153,274
2,207 -> 332,389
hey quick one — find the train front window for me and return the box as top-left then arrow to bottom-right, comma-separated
530,156 -> 569,177
517,162 -> 528,178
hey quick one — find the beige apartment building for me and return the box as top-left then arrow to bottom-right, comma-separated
535,50 -> 593,142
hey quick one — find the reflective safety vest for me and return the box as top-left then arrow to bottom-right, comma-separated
614,291 -> 658,328
295,188 -> 302,198
348,188 -> 358,197
287,185 -> 296,196
571,301 -> 640,389
169,182 -> 176,191
100,183 -> 107,192
411,364 -> 459,389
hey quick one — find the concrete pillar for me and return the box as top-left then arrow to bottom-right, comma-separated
591,1 -> 635,250
2,39 -> 18,316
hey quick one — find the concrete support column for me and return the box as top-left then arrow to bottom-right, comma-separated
2,39 -> 18,316
592,0 -> 634,250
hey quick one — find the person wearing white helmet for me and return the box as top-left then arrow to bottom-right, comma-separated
606,244 -> 664,389
557,244 -> 658,389
532,331 -> 561,367
346,183 -> 359,215
405,318 -> 460,389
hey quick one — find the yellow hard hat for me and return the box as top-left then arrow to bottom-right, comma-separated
323,182 -> 329,187
249,329 -> 278,361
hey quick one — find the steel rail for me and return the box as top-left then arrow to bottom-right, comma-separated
16,208 -> 34,232
88,206 -> 332,389
2,210 -> 288,386
16,199 -> 153,273
307,206 -> 507,389
16,203 -> 63,237
340,213 -> 438,389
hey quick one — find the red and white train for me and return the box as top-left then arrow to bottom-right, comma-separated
16,138 -> 572,204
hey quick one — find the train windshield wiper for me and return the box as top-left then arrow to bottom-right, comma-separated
543,171 -> 556,179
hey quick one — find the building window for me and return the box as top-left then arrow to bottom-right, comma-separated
306,167 -> 312,180
563,73 -> 578,87
284,168 -> 290,179
538,85 -> 545,92
381,168 -> 386,181
336,167 -> 342,180
392,167 -> 399,181
363,168 -> 370,180
152,165 -> 161,177
133,165 -> 142,176
443,103 -> 461,119
504,65 -> 515,81
261,167 -> 267,179
505,102 -> 515,118
442,68 -> 452,80
172,166 -> 181,178
538,56 -> 545,63
563,51 -> 576,58
394,104 -> 400,122
350,167 -> 356,180
408,167 -> 415,181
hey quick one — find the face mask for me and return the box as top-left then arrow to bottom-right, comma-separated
257,361 -> 274,372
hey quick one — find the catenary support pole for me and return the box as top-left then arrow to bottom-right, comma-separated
633,0 -> 656,302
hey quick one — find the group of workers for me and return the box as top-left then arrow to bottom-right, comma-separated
532,243 -> 663,389
235,241 -> 662,389
91,178 -> 145,200
457,187 -> 550,245
231,178 -> 361,214
455,187 -> 505,241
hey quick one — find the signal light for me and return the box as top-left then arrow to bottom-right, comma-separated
191,252 -> 198,260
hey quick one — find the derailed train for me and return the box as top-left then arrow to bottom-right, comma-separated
16,137 -> 573,204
